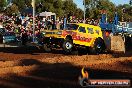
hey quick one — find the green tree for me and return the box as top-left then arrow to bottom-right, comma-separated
9,0 -> 83,18
0,0 -> 7,12
41,2 -> 54,12
63,0 -> 77,16
98,0 -> 116,20
5,4 -> 19,15
116,4 -> 132,21
53,0 -> 63,17
12,0 -> 26,12
25,0 -> 32,7
85,0 -> 99,9
85,0 -> 116,20
130,0 -> 132,5
75,8 -> 84,19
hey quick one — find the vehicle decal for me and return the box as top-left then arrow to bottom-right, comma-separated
62,31 -> 77,37
62,31 -> 92,42
74,36 -> 92,42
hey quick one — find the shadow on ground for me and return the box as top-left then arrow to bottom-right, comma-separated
0,59 -> 131,88
0,46 -> 131,58
0,46 -> 65,54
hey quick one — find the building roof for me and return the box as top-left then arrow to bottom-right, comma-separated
39,12 -> 56,17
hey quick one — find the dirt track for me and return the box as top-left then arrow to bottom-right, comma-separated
0,46 -> 131,88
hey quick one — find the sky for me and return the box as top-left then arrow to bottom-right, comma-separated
73,0 -> 130,10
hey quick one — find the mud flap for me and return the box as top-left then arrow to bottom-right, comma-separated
110,35 -> 125,53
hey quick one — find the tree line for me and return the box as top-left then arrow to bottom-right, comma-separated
85,0 -> 132,21
0,0 -> 131,21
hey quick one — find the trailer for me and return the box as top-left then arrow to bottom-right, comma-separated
99,12 -> 132,53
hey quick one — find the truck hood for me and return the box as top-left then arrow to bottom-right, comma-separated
43,30 -> 76,35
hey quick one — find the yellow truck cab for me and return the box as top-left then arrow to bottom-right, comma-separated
42,23 -> 105,54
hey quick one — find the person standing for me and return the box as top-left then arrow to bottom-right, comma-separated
21,31 -> 28,45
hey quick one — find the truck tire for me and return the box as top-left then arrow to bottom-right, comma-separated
43,44 -> 52,52
90,38 -> 106,54
63,39 -> 73,54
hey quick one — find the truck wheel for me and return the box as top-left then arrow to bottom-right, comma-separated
43,44 -> 52,52
63,40 -> 73,54
91,38 -> 106,54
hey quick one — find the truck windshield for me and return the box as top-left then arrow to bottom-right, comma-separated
66,24 -> 79,30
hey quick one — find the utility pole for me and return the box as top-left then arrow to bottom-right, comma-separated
122,8 -> 125,22
32,0 -> 35,42
83,0 -> 86,23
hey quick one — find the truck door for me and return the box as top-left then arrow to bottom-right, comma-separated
74,26 -> 88,45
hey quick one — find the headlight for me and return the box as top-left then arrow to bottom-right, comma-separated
43,32 -> 46,35
124,28 -> 127,32
3,36 -> 5,39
